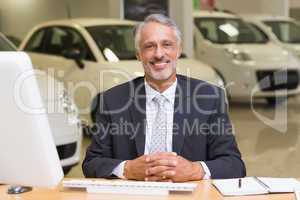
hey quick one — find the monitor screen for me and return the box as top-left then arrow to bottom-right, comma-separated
0,52 -> 63,188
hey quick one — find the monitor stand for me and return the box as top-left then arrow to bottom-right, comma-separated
7,185 -> 32,194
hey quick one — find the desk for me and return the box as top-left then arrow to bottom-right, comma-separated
0,179 -> 296,200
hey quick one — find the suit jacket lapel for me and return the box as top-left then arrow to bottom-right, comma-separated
173,75 -> 190,154
128,78 -> 146,156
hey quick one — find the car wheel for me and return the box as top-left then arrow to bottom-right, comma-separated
63,166 -> 72,175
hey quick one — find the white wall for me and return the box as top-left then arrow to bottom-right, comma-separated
108,0 -> 123,18
290,0 -> 300,21
169,0 -> 194,57
290,0 -> 300,8
215,0 -> 289,16
67,0 -> 110,18
0,0 -> 112,40
0,0 -> 67,39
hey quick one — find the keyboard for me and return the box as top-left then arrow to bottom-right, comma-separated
63,179 -> 198,196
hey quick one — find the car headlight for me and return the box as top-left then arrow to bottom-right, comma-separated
59,89 -> 80,125
225,49 -> 252,62
289,51 -> 300,61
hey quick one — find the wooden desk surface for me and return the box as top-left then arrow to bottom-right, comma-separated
0,179 -> 297,200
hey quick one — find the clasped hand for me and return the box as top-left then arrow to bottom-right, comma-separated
124,152 -> 204,182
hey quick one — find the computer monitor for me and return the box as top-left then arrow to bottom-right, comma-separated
0,52 -> 63,192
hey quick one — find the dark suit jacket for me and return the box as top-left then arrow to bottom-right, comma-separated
82,75 -> 246,179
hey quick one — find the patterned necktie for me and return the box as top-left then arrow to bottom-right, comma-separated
149,95 -> 167,153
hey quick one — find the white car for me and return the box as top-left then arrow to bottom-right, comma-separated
193,11 -> 300,104
19,18 -> 224,127
0,33 -> 82,174
36,72 -> 82,174
244,15 -> 300,60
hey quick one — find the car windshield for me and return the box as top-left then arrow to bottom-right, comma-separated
0,34 -> 16,51
86,25 -> 136,60
263,20 -> 300,43
194,17 -> 269,44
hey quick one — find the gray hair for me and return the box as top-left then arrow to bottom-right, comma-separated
133,14 -> 182,51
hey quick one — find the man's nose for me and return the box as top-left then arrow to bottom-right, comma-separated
154,45 -> 164,59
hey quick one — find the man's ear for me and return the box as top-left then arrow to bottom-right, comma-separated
136,52 -> 141,61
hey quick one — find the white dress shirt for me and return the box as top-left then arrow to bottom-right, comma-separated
112,79 -> 211,179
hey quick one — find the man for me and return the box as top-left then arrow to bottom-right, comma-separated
83,14 -> 246,182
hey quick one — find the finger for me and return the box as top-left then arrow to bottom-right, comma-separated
145,170 -> 175,181
154,152 -> 177,157
155,170 -> 176,178
144,155 -> 151,162
147,152 -> 177,162
145,176 -> 163,182
157,178 -> 173,182
146,165 -> 172,176
145,176 -> 173,182
152,159 -> 177,167
150,152 -> 177,158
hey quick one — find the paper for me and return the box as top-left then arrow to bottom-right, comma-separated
213,177 -> 300,196
213,177 -> 268,196
258,177 -> 300,193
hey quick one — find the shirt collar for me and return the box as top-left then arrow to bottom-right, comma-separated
145,78 -> 177,105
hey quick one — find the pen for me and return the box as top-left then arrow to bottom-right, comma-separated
238,178 -> 242,188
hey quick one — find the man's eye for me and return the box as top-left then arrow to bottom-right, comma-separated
144,44 -> 154,49
163,42 -> 173,47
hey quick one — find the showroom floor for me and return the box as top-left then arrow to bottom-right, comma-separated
66,96 -> 300,178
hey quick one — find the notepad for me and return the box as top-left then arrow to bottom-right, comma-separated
63,179 -> 198,196
213,177 -> 300,196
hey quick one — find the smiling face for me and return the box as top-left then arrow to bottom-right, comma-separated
136,22 -> 181,90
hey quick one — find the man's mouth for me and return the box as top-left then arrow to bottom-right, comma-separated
150,60 -> 170,69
